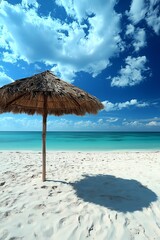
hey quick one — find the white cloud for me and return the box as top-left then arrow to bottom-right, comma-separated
74,120 -> 98,129
127,0 -> 146,24
126,24 -> 135,35
51,65 -> 76,83
98,119 -> 104,124
126,25 -> 146,51
0,26 -> 10,50
0,0 -> 122,82
146,121 -> 160,127
146,0 -> 160,35
106,117 -> 119,122
34,64 -> 41,70
0,71 -> 14,87
73,118 -> 117,129
127,0 -> 160,35
102,99 -> 149,112
0,115 -> 118,131
122,116 -> 160,129
47,118 -> 73,129
0,116 -> 102,131
0,116 -> 42,130
21,0 -> 39,8
123,120 -> 143,127
133,28 -> 146,51
111,56 -> 148,87
1,114 -> 160,131
2,52 -> 18,63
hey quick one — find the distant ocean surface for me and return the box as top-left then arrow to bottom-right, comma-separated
0,131 -> 160,151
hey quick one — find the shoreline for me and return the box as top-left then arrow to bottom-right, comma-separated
0,149 -> 160,153
1,132 -> 160,153
0,151 -> 160,239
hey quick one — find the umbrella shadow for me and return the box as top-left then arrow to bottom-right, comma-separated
71,174 -> 158,213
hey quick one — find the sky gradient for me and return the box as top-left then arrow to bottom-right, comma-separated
0,0 -> 160,131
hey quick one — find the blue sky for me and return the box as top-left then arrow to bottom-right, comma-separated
0,0 -> 160,131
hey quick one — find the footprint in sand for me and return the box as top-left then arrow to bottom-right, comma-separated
28,218 -> 34,224
17,223 -> 22,228
27,213 -> 35,224
0,182 -> 5,186
3,211 -> 11,218
34,204 -> 46,210
41,185 -> 48,189
58,215 -> 78,229
48,190 -> 53,197
7,237 -> 23,240
58,217 -> 67,227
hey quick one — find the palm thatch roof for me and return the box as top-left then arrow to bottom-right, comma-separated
0,70 -> 104,116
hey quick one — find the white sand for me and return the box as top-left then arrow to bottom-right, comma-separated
0,151 -> 160,240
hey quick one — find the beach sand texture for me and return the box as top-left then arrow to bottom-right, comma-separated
0,151 -> 160,240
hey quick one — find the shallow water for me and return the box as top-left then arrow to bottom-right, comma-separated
0,131 -> 160,151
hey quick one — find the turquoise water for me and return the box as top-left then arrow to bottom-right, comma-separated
0,131 -> 160,151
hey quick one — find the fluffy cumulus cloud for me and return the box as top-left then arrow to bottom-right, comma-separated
0,0 -> 122,81
127,0 -> 160,35
123,120 -> 143,127
127,0 -> 146,24
132,28 -> 146,51
1,114 -> 159,131
126,25 -> 146,51
123,117 -> 160,129
146,0 -> 160,35
74,120 -> 97,128
146,121 -> 160,127
106,117 -> 119,122
0,115 -> 116,131
102,99 -> 149,112
21,0 -> 39,8
111,56 -> 148,87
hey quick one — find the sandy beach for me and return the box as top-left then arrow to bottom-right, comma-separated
0,151 -> 160,240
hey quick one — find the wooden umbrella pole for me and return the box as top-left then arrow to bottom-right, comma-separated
42,95 -> 47,181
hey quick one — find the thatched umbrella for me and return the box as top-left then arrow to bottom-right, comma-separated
0,70 -> 104,181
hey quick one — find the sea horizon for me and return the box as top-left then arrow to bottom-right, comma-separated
0,130 -> 160,133
0,131 -> 160,151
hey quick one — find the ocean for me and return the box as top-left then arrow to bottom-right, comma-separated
0,131 -> 160,151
